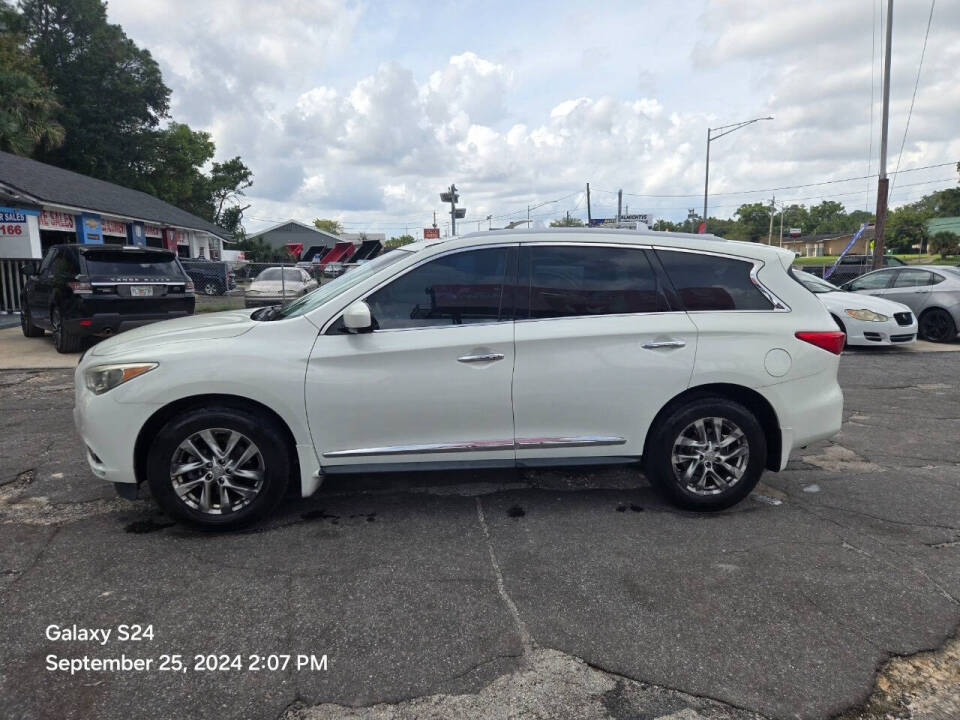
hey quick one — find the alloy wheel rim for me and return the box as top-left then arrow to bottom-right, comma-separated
670,417 -> 749,496
170,428 -> 265,515
922,312 -> 949,341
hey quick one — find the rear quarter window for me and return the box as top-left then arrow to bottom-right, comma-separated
656,250 -> 774,311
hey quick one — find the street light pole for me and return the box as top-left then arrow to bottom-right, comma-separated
702,116 -> 774,231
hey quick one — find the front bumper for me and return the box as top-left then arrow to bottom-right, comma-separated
845,317 -> 918,346
73,368 -> 160,485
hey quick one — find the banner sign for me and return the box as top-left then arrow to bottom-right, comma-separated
144,224 -> 162,238
39,210 -> 76,231
424,227 -> 440,239
824,223 -> 868,280
589,214 -> 650,227
175,231 -> 188,245
101,218 -> 127,236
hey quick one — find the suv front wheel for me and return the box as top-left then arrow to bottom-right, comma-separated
644,397 -> 766,511
146,406 -> 290,530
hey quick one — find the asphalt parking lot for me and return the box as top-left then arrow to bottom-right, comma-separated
1,351 -> 959,720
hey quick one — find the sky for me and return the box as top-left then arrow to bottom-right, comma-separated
106,0 -> 960,238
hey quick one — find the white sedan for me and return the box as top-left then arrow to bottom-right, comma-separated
244,267 -> 318,307
793,270 -> 917,346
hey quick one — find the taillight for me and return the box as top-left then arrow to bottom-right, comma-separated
69,280 -> 92,294
795,331 -> 845,355
184,279 -> 195,293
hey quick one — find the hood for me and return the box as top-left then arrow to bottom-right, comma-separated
817,289 -> 911,316
91,309 -> 257,357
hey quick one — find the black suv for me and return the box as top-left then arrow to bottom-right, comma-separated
180,259 -> 236,295
19,244 -> 196,352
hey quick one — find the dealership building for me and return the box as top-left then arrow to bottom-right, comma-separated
0,151 -> 230,263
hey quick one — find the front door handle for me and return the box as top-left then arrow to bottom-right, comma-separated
457,352 -> 505,363
642,339 -> 686,350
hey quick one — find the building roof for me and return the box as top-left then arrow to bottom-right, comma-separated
246,219 -> 340,243
927,216 -> 960,234
0,151 -> 230,240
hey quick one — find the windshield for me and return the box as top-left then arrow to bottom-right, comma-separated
278,249 -> 411,318
255,268 -> 303,282
794,269 -> 839,293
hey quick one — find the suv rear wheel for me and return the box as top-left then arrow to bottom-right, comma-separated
20,306 -> 44,337
146,406 -> 289,530
51,306 -> 83,353
644,397 -> 766,511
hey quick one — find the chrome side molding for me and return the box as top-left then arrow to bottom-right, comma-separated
323,435 -> 626,458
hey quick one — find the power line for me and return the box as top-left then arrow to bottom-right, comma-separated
889,0 -> 936,203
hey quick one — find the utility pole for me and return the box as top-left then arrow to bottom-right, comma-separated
702,116 -> 774,231
768,194 -> 776,244
440,184 -> 465,236
872,0 -> 894,270
617,189 -> 623,223
586,183 -> 592,225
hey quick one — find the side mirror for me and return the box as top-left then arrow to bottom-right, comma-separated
19,261 -> 37,277
342,300 -> 372,333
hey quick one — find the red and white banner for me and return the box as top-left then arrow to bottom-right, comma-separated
175,231 -> 188,245
38,210 -> 75,231
101,218 -> 127,236
144,224 -> 162,238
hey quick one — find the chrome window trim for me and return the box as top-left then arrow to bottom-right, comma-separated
323,435 -> 625,458
319,243 -> 519,335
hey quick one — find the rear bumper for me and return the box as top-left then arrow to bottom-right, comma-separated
64,310 -> 193,336
761,371 -> 844,470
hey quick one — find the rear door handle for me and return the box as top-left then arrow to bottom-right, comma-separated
642,339 -> 686,350
457,353 -> 505,363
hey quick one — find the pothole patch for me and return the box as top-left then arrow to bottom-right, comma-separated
802,444 -> 883,474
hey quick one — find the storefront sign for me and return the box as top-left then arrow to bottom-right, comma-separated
175,231 -> 188,245
144,224 -> 162,238
38,210 -> 76,231
423,227 -> 440,239
101,218 -> 127,236
0,209 -> 28,238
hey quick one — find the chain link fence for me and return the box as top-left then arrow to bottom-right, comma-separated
192,260 -> 359,313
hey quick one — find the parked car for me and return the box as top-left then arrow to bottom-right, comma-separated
323,262 -> 345,278
792,270 -> 916,346
812,255 -> 906,285
181,259 -> 236,296
74,229 -> 844,529
840,266 -> 960,342
19,244 -> 195,353
243,267 -> 318,307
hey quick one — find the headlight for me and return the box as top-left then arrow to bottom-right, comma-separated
845,308 -> 889,322
85,363 -> 158,395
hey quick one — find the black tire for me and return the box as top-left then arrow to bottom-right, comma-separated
51,306 -> 83,353
20,306 -> 44,337
918,308 -> 957,343
146,406 -> 289,530
644,397 -> 766,511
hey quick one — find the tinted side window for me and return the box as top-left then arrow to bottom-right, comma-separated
893,269 -> 933,288
366,248 -> 508,329
51,250 -> 79,282
847,270 -> 895,291
656,251 -> 773,311
38,249 -> 57,276
525,246 -> 667,319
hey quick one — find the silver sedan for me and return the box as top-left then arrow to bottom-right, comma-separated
840,265 -> 960,342
244,267 -> 318,308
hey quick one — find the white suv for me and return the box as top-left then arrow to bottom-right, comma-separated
74,229 -> 844,529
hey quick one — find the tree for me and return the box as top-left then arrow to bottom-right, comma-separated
885,205 -> 930,253
314,218 -> 343,235
928,231 -> 958,259
807,201 -> 847,233
386,234 -> 414,248
909,188 -> 960,219
733,203 -> 771,242
549,215 -> 584,227
0,1 -> 63,154
133,122 -> 215,216
20,0 -> 171,182
209,157 -> 252,230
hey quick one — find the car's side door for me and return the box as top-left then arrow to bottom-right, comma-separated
843,269 -> 897,297
305,245 -> 519,469
883,268 -> 939,314
28,248 -> 58,327
511,243 -> 698,463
